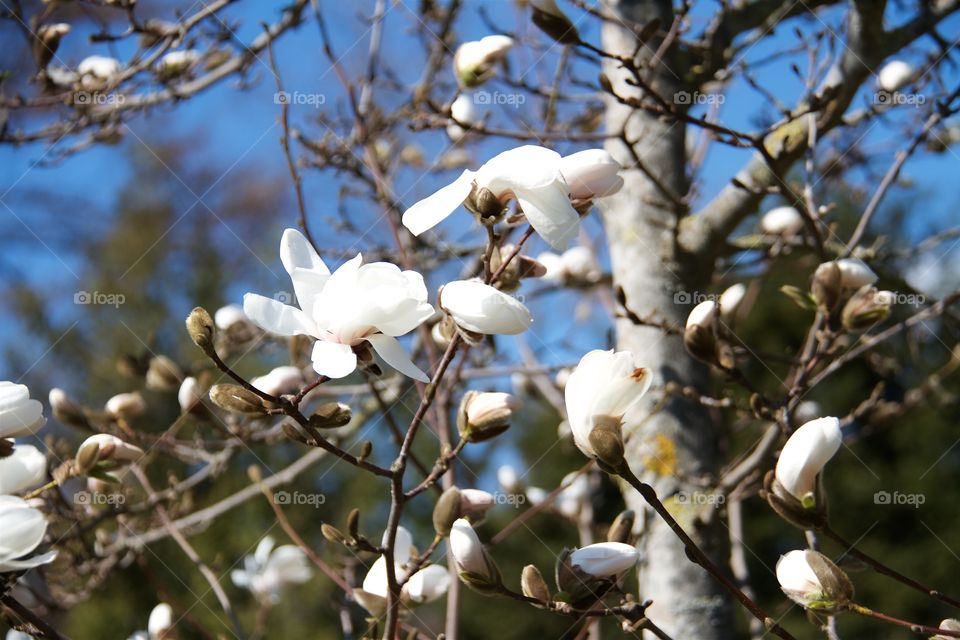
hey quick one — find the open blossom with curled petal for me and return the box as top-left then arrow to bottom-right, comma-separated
358,526 -> 448,610
439,280 -> 532,335
0,495 -> 58,573
761,206 -> 804,236
559,150 -> 623,200
564,350 -> 651,460
453,35 -> 513,87
774,417 -> 841,507
230,536 -> 313,603
0,445 -> 46,495
243,229 -> 434,382
402,145 -> 583,250
569,542 -> 638,578
0,382 -> 45,439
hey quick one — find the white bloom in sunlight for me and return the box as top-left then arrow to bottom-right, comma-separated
405,564 -> 450,604
177,377 -> 203,413
835,258 -> 878,288
78,55 -> 121,82
775,549 -> 852,610
774,417 -> 842,507
0,496 -> 57,573
158,50 -> 200,74
877,60 -> 913,92
250,366 -> 304,397
447,93 -> 479,142
776,550 -> 822,603
0,445 -> 46,495
147,602 -> 174,638
760,206 -> 804,236
449,518 -> 490,578
230,537 -> 313,603
564,350 -> 651,459
439,280 -> 533,335
360,526 -> 447,606
402,145 -> 582,250
105,392 -> 146,418
243,229 -> 434,381
453,35 -> 513,87
559,246 -> 599,282
569,542 -> 638,578
214,304 -> 249,330
559,149 -> 623,200
77,434 -> 144,467
362,526 -> 416,599
685,299 -> 718,330
0,382 -> 45,439
719,283 -> 747,320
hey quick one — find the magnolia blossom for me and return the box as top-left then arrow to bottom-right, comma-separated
719,283 -> 747,320
439,280 -> 532,335
459,488 -> 496,520
775,549 -> 853,610
0,496 -> 57,572
560,246 -> 599,281
214,304 -> 249,330
835,258 -> 878,288
776,550 -> 822,604
405,564 -> 450,604
230,537 -> 313,602
559,150 -> 623,200
158,50 -> 200,74
250,366 -> 303,396
177,377 -> 203,413
77,434 -> 144,469
128,602 -> 174,640
402,145 -> 584,250
105,392 -> 146,418
453,35 -> 513,87
360,526 -> 448,606
760,206 -> 804,236
536,251 -> 564,281
565,350 -> 651,459
0,445 -> 46,495
774,417 -> 842,506
447,93 -> 478,142
877,60 -> 913,92
686,299 -> 717,331
243,229 -> 434,381
0,382 -> 45,439
77,55 -> 121,84
569,542 -> 639,578
450,518 -> 491,578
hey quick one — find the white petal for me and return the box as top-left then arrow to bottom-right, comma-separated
280,228 -> 330,310
569,542 -> 638,577
402,170 -> 475,236
449,519 -> 487,576
476,145 -> 563,194
310,341 -> 358,379
515,184 -> 580,251
0,496 -> 47,560
0,446 -> 47,495
559,149 -> 623,199
405,565 -> 450,604
243,293 -> 316,337
362,556 -> 390,598
147,603 -> 174,636
0,549 -> 57,572
775,416 -> 842,501
776,550 -> 821,592
366,334 -> 429,383
439,280 -> 533,335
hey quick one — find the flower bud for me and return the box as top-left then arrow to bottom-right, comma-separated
105,392 -> 146,418
447,93 -> 478,143
761,206 -> 805,236
76,434 -> 144,473
530,0 -> 579,44
497,465 -> 522,493
177,376 -> 204,413
775,416 -> 841,509
684,300 -> 719,364
569,542 -> 638,578
877,59 -> 913,92
251,365 -> 303,397
49,388 -> 88,428
145,355 -> 183,391
587,418 -> 626,471
776,549 -> 853,612
719,283 -> 747,321
309,402 -> 352,429
841,286 -> 892,331
521,564 -> 551,603
208,384 -> 265,414
321,523 -> 346,544
453,35 -> 513,88
186,307 -> 215,352
147,603 -> 174,638
606,510 -> 635,544
811,262 -> 842,310
433,486 -> 463,537
458,391 -> 517,442
934,619 -> 960,640
835,258 -> 878,289
449,518 -> 499,591
440,280 -> 533,336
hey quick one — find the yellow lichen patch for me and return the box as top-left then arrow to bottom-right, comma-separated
641,433 -> 676,476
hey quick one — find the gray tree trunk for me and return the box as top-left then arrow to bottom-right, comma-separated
601,1 -> 736,637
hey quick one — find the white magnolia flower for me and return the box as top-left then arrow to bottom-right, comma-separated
449,518 -> 490,578
177,377 -> 203,413
158,49 -> 200,74
686,300 -> 718,330
243,229 -> 434,381
453,35 -> 514,87
0,382 -> 45,439
536,251 -> 564,282
214,304 -> 249,330
569,542 -> 638,578
775,549 -> 854,610
402,145 -> 583,250
564,350 -> 651,459
559,246 -> 599,281
774,417 -> 842,507
447,93 -> 479,142
361,526 -> 448,605
126,602 -> 175,640
719,283 -> 747,320
761,206 -> 805,236
0,495 -> 57,573
405,564 -> 450,604
497,465 -> 521,493
77,434 -> 144,467
105,392 -> 146,418
250,366 -> 304,396
776,550 -> 822,603
77,55 -> 121,83
230,536 -> 313,602
559,150 -> 623,200
459,488 -> 496,520
877,60 -> 913,92
0,445 -> 47,495
835,258 -> 878,288
439,280 -> 533,335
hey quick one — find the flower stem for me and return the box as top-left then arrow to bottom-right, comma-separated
847,602 -> 960,637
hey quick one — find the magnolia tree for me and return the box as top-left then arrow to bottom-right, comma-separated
2,0 -> 960,639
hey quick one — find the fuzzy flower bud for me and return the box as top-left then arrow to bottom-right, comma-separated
458,391 -> 518,442
776,549 -> 853,612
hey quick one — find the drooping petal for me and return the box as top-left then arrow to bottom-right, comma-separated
243,293 -> 316,337
310,340 -> 358,379
366,334 -> 430,383
402,170 -> 476,236
0,496 -> 47,560
515,184 -> 580,250
439,280 -> 533,335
